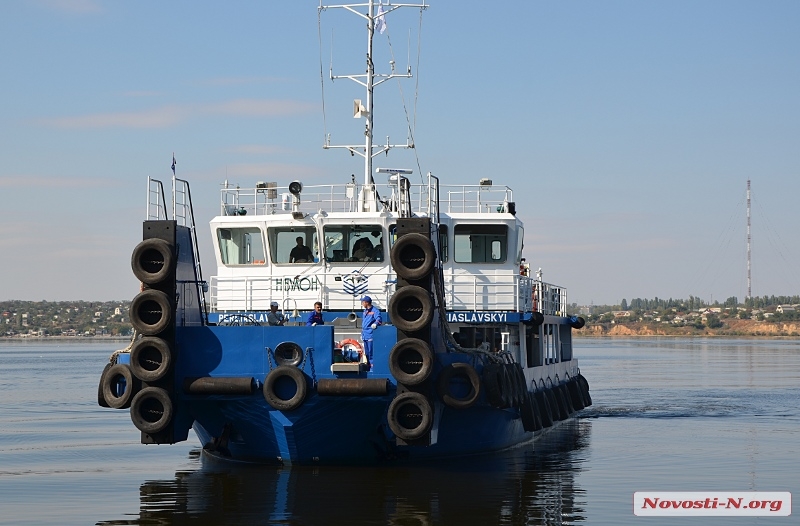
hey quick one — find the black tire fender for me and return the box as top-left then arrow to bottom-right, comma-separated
482,363 -> 507,408
274,341 -> 304,367
97,362 -> 112,408
567,378 -> 585,410
102,363 -> 138,409
130,336 -> 172,382
388,286 -> 434,333
263,365 -> 308,411
389,338 -> 434,385
390,233 -> 436,281
534,390 -> 553,428
437,362 -> 481,409
578,374 -> 593,407
131,238 -> 174,285
130,289 -> 172,336
387,391 -> 433,441
130,387 -> 173,434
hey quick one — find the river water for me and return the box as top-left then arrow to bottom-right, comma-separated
0,338 -> 797,525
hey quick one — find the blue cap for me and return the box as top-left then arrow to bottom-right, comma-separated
361,295 -> 372,303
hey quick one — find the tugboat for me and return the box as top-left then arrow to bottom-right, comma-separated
97,0 -> 590,464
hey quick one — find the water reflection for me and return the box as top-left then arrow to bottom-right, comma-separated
98,421 -> 590,526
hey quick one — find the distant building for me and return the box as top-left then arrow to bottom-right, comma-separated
776,305 -> 795,314
612,311 -> 632,318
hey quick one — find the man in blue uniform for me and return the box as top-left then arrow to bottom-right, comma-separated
306,301 -> 324,326
360,296 -> 382,368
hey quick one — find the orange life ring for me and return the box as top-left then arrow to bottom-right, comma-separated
338,339 -> 363,356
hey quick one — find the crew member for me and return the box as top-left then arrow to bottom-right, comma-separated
360,295 -> 382,368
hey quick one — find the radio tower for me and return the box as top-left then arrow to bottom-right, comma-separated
746,179 -> 751,300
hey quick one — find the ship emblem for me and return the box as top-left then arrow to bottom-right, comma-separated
342,271 -> 369,297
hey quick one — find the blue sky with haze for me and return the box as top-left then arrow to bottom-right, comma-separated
1,0 -> 798,306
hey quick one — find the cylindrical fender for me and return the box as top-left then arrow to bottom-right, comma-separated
568,316 -> 586,329
130,289 -> 172,336
555,386 -> 571,420
534,390 -> 553,428
567,378 -> 585,410
387,391 -> 433,441
131,238 -> 174,285
130,386 -> 173,434
388,286 -> 434,333
388,338 -> 433,385
263,366 -> 308,411
520,393 -> 538,432
274,341 -> 304,367
130,336 -> 172,382
529,393 -> 543,432
102,363 -> 138,409
437,362 -> 481,409
390,233 -> 436,281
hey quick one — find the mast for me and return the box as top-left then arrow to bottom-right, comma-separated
746,179 -> 751,300
320,0 -> 427,211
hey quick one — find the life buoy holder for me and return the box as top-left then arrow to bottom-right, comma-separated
387,391 -> 433,441
131,238 -> 174,286
130,336 -> 172,382
263,365 -> 308,411
130,386 -> 173,434
437,362 -> 481,409
389,338 -> 433,385
102,363 -> 138,409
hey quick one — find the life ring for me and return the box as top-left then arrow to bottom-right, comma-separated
131,238 -> 174,286
274,341 -> 304,367
102,363 -> 138,409
338,339 -> 364,362
390,233 -> 436,281
387,391 -> 433,441
129,289 -> 172,336
130,336 -> 172,382
388,286 -> 434,333
567,378 -> 585,410
482,363 -> 507,408
263,366 -> 308,411
389,338 -> 433,385
130,386 -> 173,434
534,390 -> 553,428
437,362 -> 481,409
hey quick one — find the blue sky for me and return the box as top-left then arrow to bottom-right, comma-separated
1,0 -> 798,306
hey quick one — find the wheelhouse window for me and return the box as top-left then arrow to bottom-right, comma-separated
217,227 -> 265,265
267,226 -> 319,264
438,225 -> 449,263
453,224 -> 507,263
516,226 -> 524,264
323,225 -> 383,262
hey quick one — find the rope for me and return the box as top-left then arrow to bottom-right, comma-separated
108,329 -> 139,364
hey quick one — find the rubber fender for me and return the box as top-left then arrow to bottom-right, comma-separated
131,238 -> 174,286
534,390 -> 553,428
567,378 -> 585,410
560,383 -> 575,415
387,391 -> 433,441
130,386 -> 173,434
102,363 -> 139,409
389,338 -> 433,385
130,336 -> 172,383
520,391 -> 538,432
97,362 -> 112,408
437,362 -> 481,409
568,316 -> 586,329
274,341 -> 304,367
578,373 -> 592,407
482,363 -> 507,408
263,365 -> 308,411
129,289 -> 172,336
390,233 -> 436,281
529,393 -> 543,432
388,286 -> 434,333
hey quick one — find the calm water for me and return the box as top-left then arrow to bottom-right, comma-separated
0,338 -> 797,525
